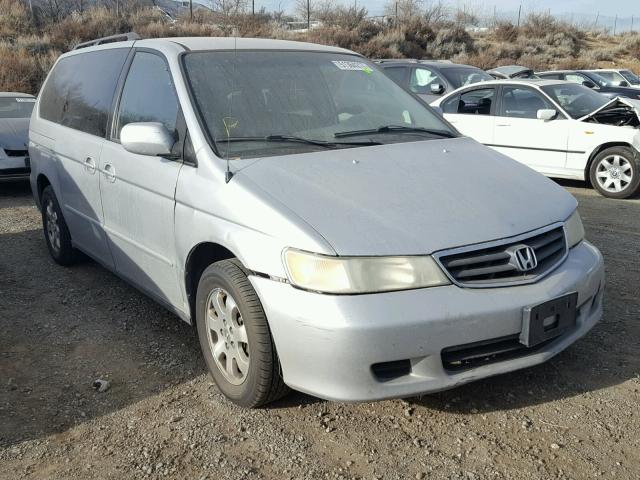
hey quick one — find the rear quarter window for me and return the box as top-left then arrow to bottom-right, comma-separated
39,48 -> 129,137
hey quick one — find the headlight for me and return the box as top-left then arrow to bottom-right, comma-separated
283,248 -> 451,294
565,210 -> 585,248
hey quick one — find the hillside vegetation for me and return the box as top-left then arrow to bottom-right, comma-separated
1,0 -> 639,95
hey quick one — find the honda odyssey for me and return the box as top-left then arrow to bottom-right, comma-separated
30,36 -> 605,407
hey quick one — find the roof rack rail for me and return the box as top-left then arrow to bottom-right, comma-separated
73,32 -> 141,50
374,59 -> 419,64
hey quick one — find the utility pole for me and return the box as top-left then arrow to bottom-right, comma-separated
517,4 -> 522,27
189,0 -> 193,20
613,14 -> 617,35
307,0 -> 310,31
252,0 -> 254,15
116,0 -> 119,17
632,15 -> 634,32
395,1 -> 398,28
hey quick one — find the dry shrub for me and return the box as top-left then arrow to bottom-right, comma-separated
0,44 -> 56,93
427,24 -> 475,59
493,21 -> 518,42
0,0 -> 31,38
307,26 -> 361,49
621,34 -> 640,58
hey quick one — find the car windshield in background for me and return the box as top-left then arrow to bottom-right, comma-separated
182,51 -> 455,159
0,97 -> 35,119
586,72 -> 613,87
620,70 -> 640,85
541,84 -> 610,119
442,68 -> 493,89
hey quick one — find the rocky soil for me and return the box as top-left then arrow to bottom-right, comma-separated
1,180 -> 638,480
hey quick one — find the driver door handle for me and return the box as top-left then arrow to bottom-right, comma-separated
103,163 -> 117,183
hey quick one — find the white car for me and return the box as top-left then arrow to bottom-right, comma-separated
431,79 -> 640,198
586,69 -> 640,89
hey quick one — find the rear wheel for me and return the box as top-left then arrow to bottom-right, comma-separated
195,259 -> 289,407
589,146 -> 640,199
41,186 -> 81,266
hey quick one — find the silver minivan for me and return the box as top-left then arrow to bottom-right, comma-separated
30,36 -> 605,407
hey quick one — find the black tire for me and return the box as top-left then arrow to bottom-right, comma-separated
195,259 -> 289,408
589,146 -> 640,199
41,186 -> 81,266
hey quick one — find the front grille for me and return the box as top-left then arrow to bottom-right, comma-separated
436,225 -> 567,287
441,334 -> 557,372
3,149 -> 28,157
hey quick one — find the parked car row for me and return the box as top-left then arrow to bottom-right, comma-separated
2,36 -> 610,409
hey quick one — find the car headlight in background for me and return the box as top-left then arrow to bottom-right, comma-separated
565,210 -> 585,248
283,248 -> 451,294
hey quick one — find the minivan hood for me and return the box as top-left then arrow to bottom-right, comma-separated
578,96 -> 640,122
238,137 -> 576,256
0,118 -> 29,150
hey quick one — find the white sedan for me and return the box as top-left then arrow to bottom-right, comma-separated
431,79 -> 640,198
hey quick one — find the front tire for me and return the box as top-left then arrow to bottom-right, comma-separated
589,146 -> 640,199
41,186 -> 81,266
195,259 -> 289,408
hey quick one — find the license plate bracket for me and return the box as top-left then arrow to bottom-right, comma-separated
520,292 -> 578,347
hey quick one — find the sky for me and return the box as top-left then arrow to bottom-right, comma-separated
248,0 -> 639,18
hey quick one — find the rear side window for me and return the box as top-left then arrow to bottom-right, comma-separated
383,66 -> 407,85
39,49 -> 128,137
115,51 -> 179,139
456,88 -> 495,115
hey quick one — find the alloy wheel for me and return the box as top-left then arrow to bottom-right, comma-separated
595,155 -> 633,193
205,287 -> 250,385
45,200 -> 61,253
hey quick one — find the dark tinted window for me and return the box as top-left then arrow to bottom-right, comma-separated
456,88 -> 495,115
116,52 -> 179,138
440,67 -> 492,89
383,66 -> 407,85
538,73 -> 562,80
39,49 -> 128,136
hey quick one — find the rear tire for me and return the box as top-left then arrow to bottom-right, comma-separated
589,146 -> 640,199
195,259 -> 289,408
41,186 -> 81,266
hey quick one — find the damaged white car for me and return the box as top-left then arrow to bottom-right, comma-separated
432,80 -> 640,198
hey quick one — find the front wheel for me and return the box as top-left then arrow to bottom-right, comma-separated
195,259 -> 289,408
589,147 -> 640,199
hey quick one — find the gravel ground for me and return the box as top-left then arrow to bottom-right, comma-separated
1,180 -> 638,480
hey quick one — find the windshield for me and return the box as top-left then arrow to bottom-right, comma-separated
541,83 -> 610,119
620,70 -> 640,85
182,51 -> 455,159
441,67 -> 493,89
584,72 -> 612,87
0,97 -> 35,119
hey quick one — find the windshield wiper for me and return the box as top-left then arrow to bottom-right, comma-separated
221,135 -> 382,148
334,125 -> 456,139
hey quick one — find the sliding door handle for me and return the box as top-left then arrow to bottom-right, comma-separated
103,163 -> 117,183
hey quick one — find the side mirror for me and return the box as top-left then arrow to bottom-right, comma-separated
619,80 -> 630,87
582,80 -> 597,89
121,122 -> 175,157
537,109 -> 557,121
430,83 -> 445,95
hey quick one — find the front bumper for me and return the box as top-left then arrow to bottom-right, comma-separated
250,241 -> 604,402
0,155 -> 30,181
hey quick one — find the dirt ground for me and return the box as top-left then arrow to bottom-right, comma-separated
0,180 -> 638,480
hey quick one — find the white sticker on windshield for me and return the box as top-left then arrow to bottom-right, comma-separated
332,61 -> 373,74
15,98 -> 35,103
